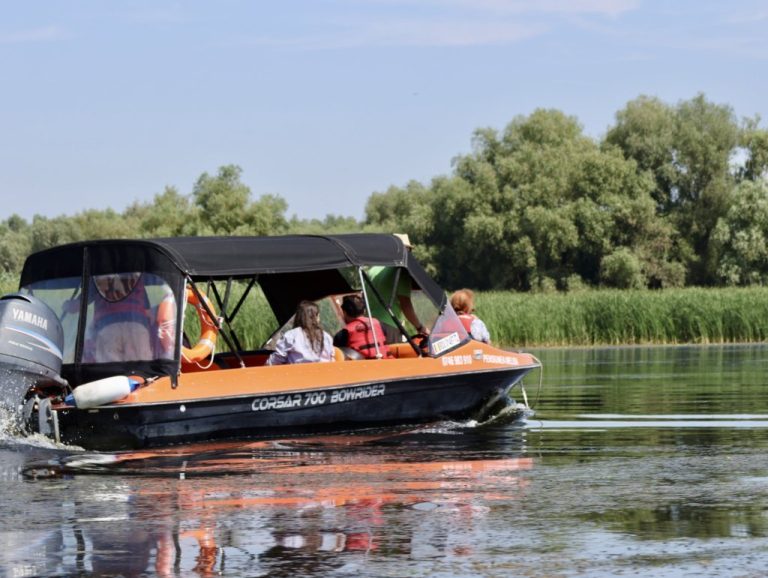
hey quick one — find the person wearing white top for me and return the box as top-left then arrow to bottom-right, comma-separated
267,301 -> 335,365
450,288 -> 492,344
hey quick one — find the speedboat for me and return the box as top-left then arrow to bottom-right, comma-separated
0,234 -> 541,450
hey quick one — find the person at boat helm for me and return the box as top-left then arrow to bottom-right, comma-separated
367,233 -> 429,344
333,294 -> 391,359
267,300 -> 335,365
85,273 -> 155,362
450,288 -> 491,344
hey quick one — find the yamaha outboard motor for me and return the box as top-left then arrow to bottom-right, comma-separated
0,293 -> 66,413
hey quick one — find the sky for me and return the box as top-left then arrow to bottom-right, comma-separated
1,0 -> 767,223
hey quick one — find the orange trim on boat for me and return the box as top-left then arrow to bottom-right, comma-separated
118,341 -> 539,405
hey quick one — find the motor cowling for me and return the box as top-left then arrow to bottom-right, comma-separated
0,293 -> 65,399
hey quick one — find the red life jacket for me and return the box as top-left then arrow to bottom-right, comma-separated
345,316 -> 390,359
92,278 -> 151,330
458,313 -> 475,335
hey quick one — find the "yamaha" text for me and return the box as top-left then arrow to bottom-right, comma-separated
11,307 -> 49,330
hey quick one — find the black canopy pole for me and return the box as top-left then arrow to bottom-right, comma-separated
209,279 -> 245,354
186,278 -> 245,369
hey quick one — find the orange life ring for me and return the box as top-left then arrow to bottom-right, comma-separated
155,292 -> 177,356
182,287 -> 219,363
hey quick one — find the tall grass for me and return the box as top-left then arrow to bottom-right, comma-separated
476,288 -> 768,347
185,283 -> 276,351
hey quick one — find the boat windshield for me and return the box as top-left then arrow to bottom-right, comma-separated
426,304 -> 471,356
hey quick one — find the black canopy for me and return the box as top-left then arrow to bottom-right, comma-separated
19,234 -> 447,384
21,234 -> 446,310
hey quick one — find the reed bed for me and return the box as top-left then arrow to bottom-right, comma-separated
476,287 -> 768,347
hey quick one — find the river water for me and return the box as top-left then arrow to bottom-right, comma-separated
1,344 -> 767,577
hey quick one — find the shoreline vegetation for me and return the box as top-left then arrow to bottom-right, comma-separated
476,287 -> 768,347
4,272 -> 766,348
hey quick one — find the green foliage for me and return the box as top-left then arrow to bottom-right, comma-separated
607,93 -> 744,285
193,165 -> 289,236
0,271 -> 18,295
711,180 -> 768,285
287,214 -> 366,235
739,118 -> 768,181
125,187 -> 201,238
368,108 -> 680,291
604,95 -> 677,210
600,248 -> 645,289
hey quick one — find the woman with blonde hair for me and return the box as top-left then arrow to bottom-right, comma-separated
267,300 -> 334,365
450,289 -> 491,344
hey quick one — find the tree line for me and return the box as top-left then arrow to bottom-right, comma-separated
2,93 -> 767,291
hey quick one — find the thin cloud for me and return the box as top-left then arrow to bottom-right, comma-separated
351,18 -> 545,47
228,14 -> 546,50
358,0 -> 639,17
230,20 -> 545,50
461,0 -> 638,16
114,5 -> 188,26
0,26 -> 69,44
726,8 -> 768,24
229,0 -> 639,50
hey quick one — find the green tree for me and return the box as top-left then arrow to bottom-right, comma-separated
192,165 -> 289,236
739,118 -> 768,181
288,214 -> 363,235
126,186 -> 201,237
711,180 -> 768,285
0,215 -> 32,274
367,109 -> 681,290
193,165 -> 253,234
606,93 -> 741,285
600,247 -> 645,289
604,95 -> 677,211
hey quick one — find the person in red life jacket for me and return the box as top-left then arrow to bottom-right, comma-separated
333,294 -> 391,359
83,273 -> 154,362
450,289 -> 491,344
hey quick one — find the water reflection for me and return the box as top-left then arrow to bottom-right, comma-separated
592,502 -> 768,540
6,427 -> 531,577
3,345 -> 768,577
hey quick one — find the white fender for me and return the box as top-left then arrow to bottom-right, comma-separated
66,376 -> 138,409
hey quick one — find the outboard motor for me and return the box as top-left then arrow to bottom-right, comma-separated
0,293 -> 66,412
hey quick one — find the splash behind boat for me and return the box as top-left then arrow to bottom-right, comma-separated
2,234 -> 541,450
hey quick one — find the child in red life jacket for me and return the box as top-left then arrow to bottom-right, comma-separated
333,294 -> 391,359
450,289 -> 491,344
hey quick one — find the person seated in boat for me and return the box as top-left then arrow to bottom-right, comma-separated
266,300 -> 335,365
333,294 -> 391,359
87,272 -> 155,362
367,233 -> 429,344
450,288 -> 491,344
65,272 -> 175,363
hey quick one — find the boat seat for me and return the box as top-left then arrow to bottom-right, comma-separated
333,347 -> 345,362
